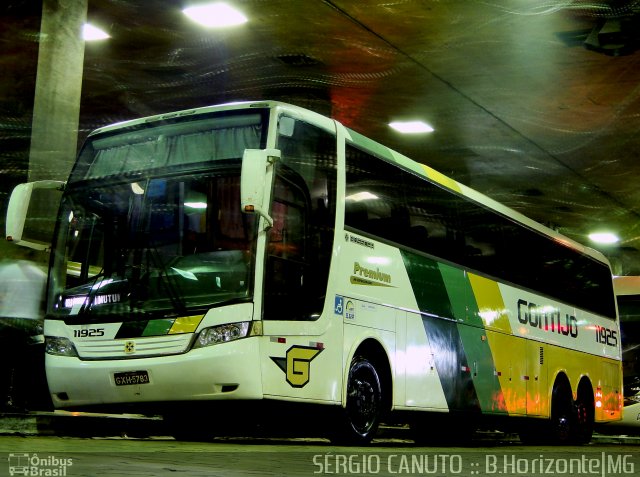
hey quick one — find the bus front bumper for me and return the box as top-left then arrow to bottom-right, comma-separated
46,338 -> 263,409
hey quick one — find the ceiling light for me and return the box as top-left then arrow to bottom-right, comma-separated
82,23 -> 110,41
183,3 -> 248,28
588,232 -> 619,245
346,192 -> 378,202
389,121 -> 434,134
185,202 -> 208,209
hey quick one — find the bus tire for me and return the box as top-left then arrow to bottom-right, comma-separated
331,356 -> 383,445
573,385 -> 594,444
549,379 -> 574,444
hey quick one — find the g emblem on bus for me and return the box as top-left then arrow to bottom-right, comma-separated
124,341 -> 135,354
271,345 -> 323,388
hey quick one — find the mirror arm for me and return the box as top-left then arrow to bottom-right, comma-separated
258,149 -> 280,228
245,204 -> 274,229
240,149 -> 281,230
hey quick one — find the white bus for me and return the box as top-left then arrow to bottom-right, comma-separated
610,276 -> 640,428
7,101 -> 621,444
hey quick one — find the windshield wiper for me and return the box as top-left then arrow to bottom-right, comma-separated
77,268 -> 107,315
144,245 -> 188,315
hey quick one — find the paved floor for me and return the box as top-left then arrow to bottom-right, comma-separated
1,411 -> 639,476
1,434 -> 639,477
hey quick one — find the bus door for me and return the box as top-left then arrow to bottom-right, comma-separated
259,116 -> 340,402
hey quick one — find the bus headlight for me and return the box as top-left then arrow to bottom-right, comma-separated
45,336 -> 79,357
193,322 -> 251,348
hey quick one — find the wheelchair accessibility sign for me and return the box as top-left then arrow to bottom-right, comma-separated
335,295 -> 355,320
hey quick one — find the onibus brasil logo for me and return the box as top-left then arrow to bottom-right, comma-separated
8,453 -> 73,476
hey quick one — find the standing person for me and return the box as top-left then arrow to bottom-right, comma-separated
0,254 -> 48,411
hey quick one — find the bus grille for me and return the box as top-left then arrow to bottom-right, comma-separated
75,334 -> 193,359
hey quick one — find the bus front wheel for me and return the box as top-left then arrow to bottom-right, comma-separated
331,356 -> 383,445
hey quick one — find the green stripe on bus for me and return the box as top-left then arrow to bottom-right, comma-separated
403,251 -> 507,414
456,324 -> 508,414
438,263 -> 467,321
401,250 -> 452,319
439,262 -> 507,413
402,250 -> 481,412
142,319 -> 175,336
347,128 -> 397,164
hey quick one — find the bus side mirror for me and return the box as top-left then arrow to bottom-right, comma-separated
240,148 -> 280,229
6,180 -> 65,251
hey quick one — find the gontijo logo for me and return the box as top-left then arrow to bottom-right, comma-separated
517,299 -> 578,338
271,345 -> 323,388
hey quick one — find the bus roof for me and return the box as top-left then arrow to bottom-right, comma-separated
88,100 -> 333,136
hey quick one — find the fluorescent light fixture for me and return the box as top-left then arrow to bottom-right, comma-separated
389,121 -> 434,134
346,192 -> 378,202
83,23 -> 110,41
183,3 -> 248,28
588,232 -> 619,244
185,202 -> 208,209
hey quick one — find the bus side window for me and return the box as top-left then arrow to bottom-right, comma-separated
263,174 -> 309,320
345,201 -> 368,230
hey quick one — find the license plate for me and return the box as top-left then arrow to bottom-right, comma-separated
114,370 -> 150,386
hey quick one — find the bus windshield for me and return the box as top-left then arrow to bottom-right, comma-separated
47,110 -> 265,321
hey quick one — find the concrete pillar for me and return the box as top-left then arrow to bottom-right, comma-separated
29,0 -> 88,182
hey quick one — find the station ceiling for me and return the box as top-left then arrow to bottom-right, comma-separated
2,1 -> 640,273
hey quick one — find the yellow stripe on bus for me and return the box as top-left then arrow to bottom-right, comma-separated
467,273 -> 511,333
169,315 -> 204,334
420,164 -> 462,194
468,273 -> 525,415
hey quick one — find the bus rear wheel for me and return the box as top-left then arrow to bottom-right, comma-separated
521,381 -> 594,445
573,389 -> 595,444
549,381 -> 574,444
331,356 -> 383,445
